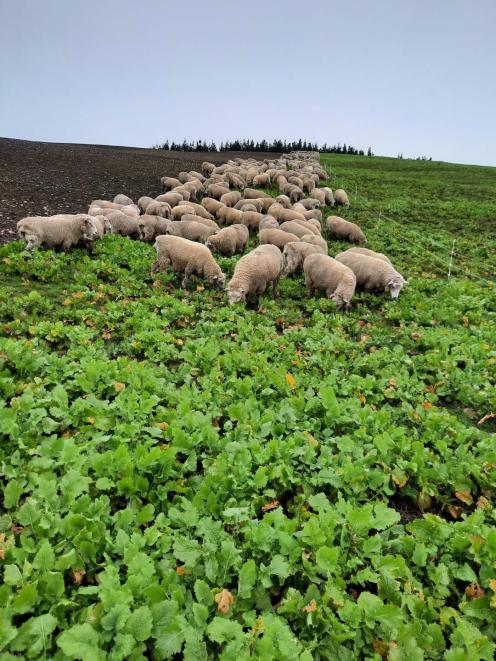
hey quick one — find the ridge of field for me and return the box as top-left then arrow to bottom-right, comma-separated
0,153 -> 495,659
0,137 -> 281,244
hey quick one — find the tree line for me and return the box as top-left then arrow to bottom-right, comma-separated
154,139 -> 373,156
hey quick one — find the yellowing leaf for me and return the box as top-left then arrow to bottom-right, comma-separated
305,431 -> 319,448
285,373 -> 296,389
462,316 -> 469,327
175,565 -> 189,576
86,417 -> 95,424
302,599 -> 317,613
476,496 -> 490,509
215,589 -> 234,614
63,298 -> 72,306
113,382 -> 126,393
72,291 -> 85,300
455,490 -> 473,505
422,401 -> 433,410
465,583 -> 484,600
478,412 -> 496,426
262,500 -> 280,513
155,422 -> 168,430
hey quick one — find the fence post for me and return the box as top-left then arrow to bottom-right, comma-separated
448,239 -> 456,278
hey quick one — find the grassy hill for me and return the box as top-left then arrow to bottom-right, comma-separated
1,155 -> 495,659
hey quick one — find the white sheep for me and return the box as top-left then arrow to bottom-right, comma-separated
303,254 -> 357,311
334,251 -> 407,299
205,224 -> 248,256
327,216 -> 366,244
227,244 -> 283,305
17,214 -> 99,252
334,189 -> 350,207
282,241 -> 326,276
152,235 -> 225,289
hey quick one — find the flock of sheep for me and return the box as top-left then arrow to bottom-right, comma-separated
16,151 -> 407,309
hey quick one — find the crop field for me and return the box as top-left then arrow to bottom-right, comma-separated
1,154 -> 496,659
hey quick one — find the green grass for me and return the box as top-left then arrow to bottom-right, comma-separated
0,154 -> 495,660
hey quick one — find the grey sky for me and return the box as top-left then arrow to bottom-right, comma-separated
1,0 -> 495,165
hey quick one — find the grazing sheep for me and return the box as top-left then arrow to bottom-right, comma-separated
302,209 -> 323,222
121,204 -> 140,218
145,200 -> 172,219
334,189 -> 350,207
259,227 -> 300,249
225,172 -> 245,189
201,161 -> 216,176
252,197 -> 276,213
287,175 -> 304,188
156,192 -> 184,208
171,204 -> 196,221
177,202 -> 214,220
243,188 -> 272,199
289,219 -> 321,236
259,215 -> 279,230
160,176 -> 181,191
334,251 -> 407,299
301,234 -> 328,253
227,244 -> 282,305
321,187 -> 335,206
113,194 -> 134,206
277,208 -> 307,223
282,241 -> 326,276
241,210 -> 264,233
252,173 -> 271,188
138,215 -> 171,242
347,247 -> 392,263
310,188 -> 327,206
220,191 -> 242,207
180,213 -> 219,230
189,170 -> 207,183
166,220 -> 217,243
202,197 -> 225,216
17,214 -> 99,252
217,206 -> 243,226
207,183 -> 230,200
279,220 -> 315,239
276,195 -> 292,208
138,196 -> 155,213
239,203 -> 258,213
303,254 -> 356,311
105,211 -> 141,239
90,215 -> 106,240
299,198 -> 322,210
172,186 -> 191,202
327,216 -> 366,244
90,199 -> 122,210
234,198 -> 264,212
205,224 -> 248,256
152,235 -> 225,289
178,171 -> 195,184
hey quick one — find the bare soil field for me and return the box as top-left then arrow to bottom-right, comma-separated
0,138 -> 280,244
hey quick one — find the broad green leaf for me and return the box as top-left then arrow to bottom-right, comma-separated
126,605 -> 153,642
57,623 -> 102,661
206,617 -> 243,644
238,559 -> 257,599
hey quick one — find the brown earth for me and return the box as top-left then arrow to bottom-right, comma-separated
0,137 -> 280,245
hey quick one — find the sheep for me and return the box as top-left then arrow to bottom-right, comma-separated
334,251 -> 407,299
138,215 -> 171,242
220,191 -> 242,207
310,188 -> 327,206
267,203 -> 284,220
346,247 -> 392,263
201,161 -> 216,176
181,181 -> 202,201
282,241 -> 326,276
252,197 -> 276,213
90,215 -> 106,240
259,228 -> 300,249
171,204 -> 196,221
234,198 -> 264,212
287,175 -> 303,188
321,187 -> 335,206
188,170 -> 206,183
241,210 -> 264,233
277,209 -> 307,223
252,173 -> 271,188
225,172 -> 245,189
156,192 -> 184,208
243,188 -> 272,199
227,244 -> 283,305
202,197 -> 225,216
289,219 -> 321,236
152,235 -> 225,289
180,213 -> 219,230
17,214 -> 99,252
178,171 -> 195,184
138,196 -> 155,213
113,194 -> 134,206
166,220 -> 217,243
172,186 -> 191,202
276,195 -> 292,209
298,198 -> 322,210
302,209 -> 323,222
302,178 -> 316,194
334,189 -> 350,207
239,203 -> 258,213
217,206 -> 243,226
279,221 -> 316,239
207,183 -> 230,200
90,199 -> 122,210
145,200 -> 172,219
303,254 -> 356,311
178,202 -> 214,220
205,224 -> 248,257
300,234 -> 328,253
259,216 -> 279,230
160,176 -> 181,191
104,211 -> 141,239
327,216 -> 366,244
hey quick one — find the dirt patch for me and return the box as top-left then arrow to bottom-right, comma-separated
0,137 -> 280,245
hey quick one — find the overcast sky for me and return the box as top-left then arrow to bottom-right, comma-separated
1,0 -> 495,165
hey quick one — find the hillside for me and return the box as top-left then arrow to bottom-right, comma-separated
1,153 -> 496,659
